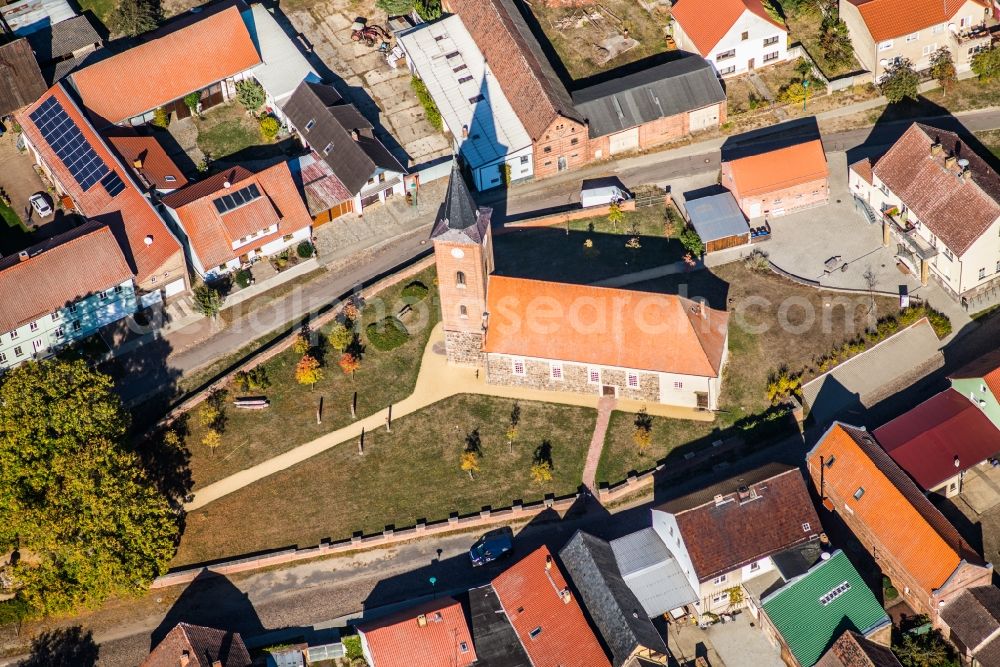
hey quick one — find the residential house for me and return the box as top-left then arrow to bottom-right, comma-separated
0,222 -> 137,371
683,190 -> 751,253
444,0 -> 726,180
466,584 -> 533,667
24,14 -> 101,84
107,133 -> 189,193
816,630 -> 902,667
839,0 -> 990,81
490,545 -> 612,667
432,166 -> 730,408
806,423 -> 994,623
671,0 -> 788,77
559,531 -> 670,666
246,3 -> 319,121
142,622 -> 252,667
872,388 -> 1000,497
398,14 -> 535,191
721,138 -> 830,218
0,38 -> 47,116
161,162 -> 312,279
282,81 -> 407,218
849,123 -> 1000,298
760,551 -> 892,667
650,463 -> 823,614
0,0 -> 76,35
939,586 -> 1000,666
948,350 -> 1000,431
608,527 -> 699,620
68,1 -> 262,126
18,83 -> 188,299
356,597 -> 478,667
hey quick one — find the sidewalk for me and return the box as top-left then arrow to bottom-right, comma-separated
185,323 -> 712,510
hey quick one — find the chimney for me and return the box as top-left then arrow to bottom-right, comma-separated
417,613 -> 428,627
17,250 -> 28,262
561,588 -> 572,604
545,554 -> 552,571
179,651 -> 190,667
954,455 -> 961,468
133,158 -> 143,169
737,485 -> 751,502
211,661 -> 222,667
462,124 -> 469,138
351,129 -> 360,141
713,493 -> 725,506
931,142 -> 943,156
945,155 -> 957,169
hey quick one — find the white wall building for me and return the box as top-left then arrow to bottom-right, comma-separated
671,0 -> 788,77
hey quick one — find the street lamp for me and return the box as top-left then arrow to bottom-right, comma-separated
429,575 -> 438,599
803,79 -> 811,112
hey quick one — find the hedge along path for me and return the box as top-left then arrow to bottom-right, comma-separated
184,322 -> 712,511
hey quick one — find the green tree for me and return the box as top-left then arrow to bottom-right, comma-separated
607,203 -> 624,231
328,322 -> 353,352
235,79 -> 265,112
972,46 -> 1000,81
414,0 -> 442,19
929,47 -> 957,94
879,58 -> 919,103
679,227 -> 704,256
0,360 -> 176,615
193,283 -> 222,319
107,0 -> 159,37
183,91 -> 202,115
893,630 -> 957,667
818,12 -> 854,69
376,0 -> 414,13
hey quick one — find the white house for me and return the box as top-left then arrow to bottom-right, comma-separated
398,14 -> 534,191
671,0 -> 788,77
650,464 -> 822,613
849,122 -> 1000,301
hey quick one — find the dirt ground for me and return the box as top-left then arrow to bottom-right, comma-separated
529,0 -> 673,80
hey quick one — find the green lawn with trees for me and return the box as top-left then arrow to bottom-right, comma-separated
174,395 -> 595,566
180,267 -> 441,489
0,360 -> 177,620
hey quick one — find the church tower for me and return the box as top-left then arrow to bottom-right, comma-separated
431,165 -> 493,366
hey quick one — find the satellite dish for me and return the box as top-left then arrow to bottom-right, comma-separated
958,158 -> 970,168
820,552 -> 832,561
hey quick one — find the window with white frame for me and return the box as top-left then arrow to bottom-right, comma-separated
29,322 -> 38,332
51,312 -> 60,321
588,367 -> 601,384
878,40 -> 893,51
749,561 -> 761,572
14,346 -> 22,357
933,24 -> 944,34
550,362 -> 563,380
716,49 -> 736,61
0,352 -> 6,363
718,65 -> 736,75
905,31 -> 919,42
673,381 -> 683,390
627,372 -> 639,388
763,35 -> 779,46
72,320 -> 81,332
711,591 -> 728,605
512,358 -> 526,376
459,305 -> 468,318
763,51 -> 779,62
713,574 -> 727,585
802,522 -> 812,532
9,330 -> 17,340
54,327 -> 64,338
922,43 -> 937,56
980,267 -> 987,280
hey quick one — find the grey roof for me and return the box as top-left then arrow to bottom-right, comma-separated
560,530 -> 669,667
771,541 -> 825,581
572,56 -> 726,139
281,81 -> 405,194
0,37 -> 47,117
940,586 -> 1000,651
467,585 -> 532,667
26,14 -> 100,63
431,163 -> 492,243
610,528 -> 698,617
684,191 -> 750,242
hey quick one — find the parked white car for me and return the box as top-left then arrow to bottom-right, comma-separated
29,193 -> 52,217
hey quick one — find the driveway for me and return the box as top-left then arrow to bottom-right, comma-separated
0,132 -> 49,253
961,464 -> 1000,515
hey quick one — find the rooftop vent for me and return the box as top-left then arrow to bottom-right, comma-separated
954,455 -> 961,468
945,155 -> 958,169
17,250 -> 28,262
713,493 -> 725,506
737,485 -> 751,502
561,588 -> 572,604
930,142 -> 943,155
958,158 -> 970,168
223,180 -> 232,189
416,613 -> 428,627
545,554 -> 552,571
144,235 -> 154,246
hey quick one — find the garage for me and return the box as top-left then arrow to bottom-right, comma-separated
609,127 -> 639,154
164,278 -> 187,298
689,105 -> 720,132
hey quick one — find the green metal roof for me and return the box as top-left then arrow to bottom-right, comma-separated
762,550 -> 890,667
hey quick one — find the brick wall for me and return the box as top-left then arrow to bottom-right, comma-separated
486,354 -> 660,402
434,236 -> 490,336
445,329 -> 486,367
533,116 -> 590,180
730,176 -> 830,218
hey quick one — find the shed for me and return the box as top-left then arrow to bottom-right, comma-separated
609,527 -> 698,618
684,191 -> 750,253
0,38 -> 47,117
0,0 -> 75,35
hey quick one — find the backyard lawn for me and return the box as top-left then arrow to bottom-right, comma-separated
195,104 -> 266,161
78,0 -> 115,29
565,202 -> 682,237
779,1 -> 862,79
173,394 -> 597,566
0,200 -> 31,257
179,266 -> 440,489
595,260 -> 897,485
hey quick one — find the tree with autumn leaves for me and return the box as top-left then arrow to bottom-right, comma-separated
295,354 -> 323,389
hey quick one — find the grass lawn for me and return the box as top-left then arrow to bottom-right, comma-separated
173,394 -> 597,566
977,129 -> 1000,160
179,266 -> 440,489
780,2 -> 862,79
78,0 -> 115,29
595,261 -> 897,485
565,203 -> 680,237
0,200 -> 32,258
196,104 -> 264,161
725,75 -> 765,115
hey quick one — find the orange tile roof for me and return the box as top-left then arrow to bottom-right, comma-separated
850,158 -> 874,186
948,350 -> 1000,403
484,276 -> 729,377
357,597 -> 477,667
725,139 -> 829,198
17,84 -> 183,283
70,4 -> 260,125
671,0 -> 785,55
107,134 -> 188,190
162,162 -> 311,269
847,0 -> 988,43
491,546 -> 611,667
0,222 -> 132,333
808,424 -> 966,593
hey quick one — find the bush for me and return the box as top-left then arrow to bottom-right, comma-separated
151,107 -> 169,128
744,248 -> 770,272
679,227 -> 704,256
366,317 -> 410,351
778,82 -> 808,104
296,241 -> 314,259
235,79 -> 265,111
183,92 -> 202,113
234,269 -> 251,288
259,115 -> 280,141
343,635 -> 363,661
0,597 -> 29,625
401,281 -> 429,302
972,46 -> 1000,81
411,77 -> 443,131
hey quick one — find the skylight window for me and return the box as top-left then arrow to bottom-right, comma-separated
819,581 -> 851,606
305,119 -> 316,131
529,627 -> 542,639
854,487 -> 865,500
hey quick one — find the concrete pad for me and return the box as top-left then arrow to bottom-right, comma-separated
704,613 -> 783,667
802,319 -> 944,426
962,465 -> 1000,514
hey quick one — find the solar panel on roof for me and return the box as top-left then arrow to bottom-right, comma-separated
211,183 -> 262,214
101,171 -> 126,197
29,97 -> 110,193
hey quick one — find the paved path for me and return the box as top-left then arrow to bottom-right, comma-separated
582,396 -> 616,490
185,324 -> 711,511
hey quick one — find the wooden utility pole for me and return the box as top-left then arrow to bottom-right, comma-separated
359,427 -> 365,455
317,396 -> 323,424
386,404 -> 392,432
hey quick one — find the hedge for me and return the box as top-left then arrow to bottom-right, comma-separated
235,269 -> 251,289
401,281 -> 429,302
297,241 -> 314,259
366,317 -> 410,351
410,77 -> 443,131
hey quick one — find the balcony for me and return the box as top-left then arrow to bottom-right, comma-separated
882,208 -> 937,260
949,23 -> 990,45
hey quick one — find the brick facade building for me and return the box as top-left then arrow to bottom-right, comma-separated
432,167 -> 730,409
721,138 -> 830,219
807,423 -> 993,625
442,0 -> 726,181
